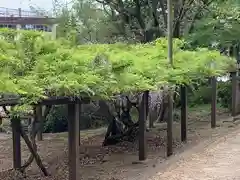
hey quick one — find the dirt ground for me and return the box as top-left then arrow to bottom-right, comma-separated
0,104 -> 239,180
148,125 -> 240,180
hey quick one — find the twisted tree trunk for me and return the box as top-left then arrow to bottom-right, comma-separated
103,89 -> 169,146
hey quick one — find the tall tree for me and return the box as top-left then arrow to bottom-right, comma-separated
186,0 -> 240,49
55,0 -> 134,44
94,0 -> 216,42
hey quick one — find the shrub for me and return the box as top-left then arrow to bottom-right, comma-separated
44,105 -> 68,133
43,105 -> 109,133
217,80 -> 231,109
189,85 -> 212,107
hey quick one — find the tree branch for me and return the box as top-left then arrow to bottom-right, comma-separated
133,0 -> 146,30
187,0 -> 215,34
159,0 -> 167,28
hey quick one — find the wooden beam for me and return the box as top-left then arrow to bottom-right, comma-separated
231,72 -> 238,116
0,94 -> 89,107
139,91 -> 148,161
180,85 -> 187,142
39,97 -> 77,105
68,101 -> 80,180
0,96 -> 79,106
0,98 -> 19,106
211,77 -> 217,128
11,117 -> 21,169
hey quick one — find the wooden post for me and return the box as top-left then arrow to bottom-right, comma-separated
11,117 -> 21,169
211,77 -> 217,128
167,89 -> 173,156
0,117 -> 2,132
231,72 -> 238,117
36,106 -> 43,141
79,103 -> 81,146
139,91 -> 148,161
68,100 -> 80,180
180,85 -> 187,142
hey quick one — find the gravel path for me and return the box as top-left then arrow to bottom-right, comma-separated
149,129 -> 240,180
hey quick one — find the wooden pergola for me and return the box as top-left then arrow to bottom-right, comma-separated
1,3 -> 240,180
0,78 -> 227,180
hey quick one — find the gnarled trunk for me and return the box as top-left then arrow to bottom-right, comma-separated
103,89 -> 169,146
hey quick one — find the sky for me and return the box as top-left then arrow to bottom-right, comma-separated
0,0 -> 68,11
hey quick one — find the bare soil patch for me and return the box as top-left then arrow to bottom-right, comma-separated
0,105 -> 238,180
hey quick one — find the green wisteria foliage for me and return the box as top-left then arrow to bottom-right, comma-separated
0,29 -> 235,106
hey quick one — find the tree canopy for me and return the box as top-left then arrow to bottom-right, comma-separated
51,0 -> 240,47
0,29 -> 235,106
186,0 -> 240,48
53,0 -> 221,43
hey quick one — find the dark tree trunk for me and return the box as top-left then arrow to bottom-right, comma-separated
173,21 -> 181,38
103,93 -> 149,146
